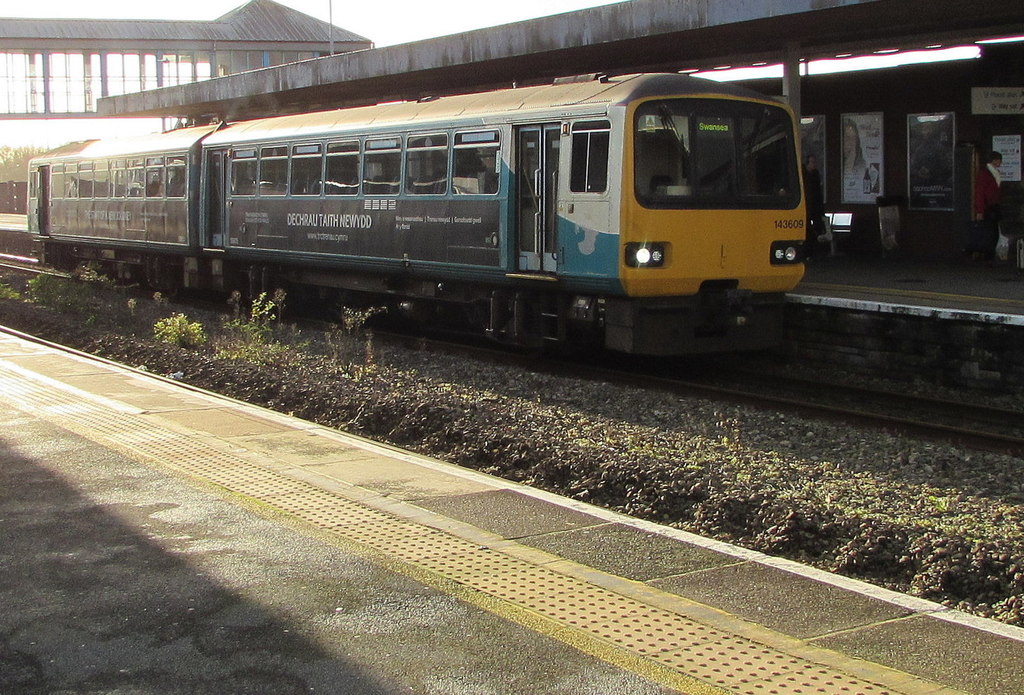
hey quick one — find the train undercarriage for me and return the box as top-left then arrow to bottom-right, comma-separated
40,240 -> 785,355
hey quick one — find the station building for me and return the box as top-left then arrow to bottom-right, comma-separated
0,0 -> 370,118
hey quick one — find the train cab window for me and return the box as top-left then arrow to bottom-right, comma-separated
569,120 -> 610,193
146,157 -> 165,198
112,160 -> 127,198
260,146 -> 289,196
231,149 -> 258,196
166,156 -> 186,198
78,162 -> 94,198
363,137 -> 402,195
406,134 -> 449,195
325,141 -> 359,196
290,144 -> 323,196
453,131 -> 500,195
93,161 -> 111,198
634,99 -> 799,209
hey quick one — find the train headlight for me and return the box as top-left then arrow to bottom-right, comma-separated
625,242 -> 667,268
770,241 -> 804,265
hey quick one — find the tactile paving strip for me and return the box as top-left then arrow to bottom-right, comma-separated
0,353 -> 953,695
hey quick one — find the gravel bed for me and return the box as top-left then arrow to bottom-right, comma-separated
2,273 -> 1023,627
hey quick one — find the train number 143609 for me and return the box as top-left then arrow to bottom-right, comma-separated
774,219 -> 805,229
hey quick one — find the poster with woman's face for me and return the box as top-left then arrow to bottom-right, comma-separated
842,113 -> 883,204
908,113 -> 955,210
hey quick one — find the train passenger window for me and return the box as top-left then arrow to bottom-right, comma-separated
112,160 -> 127,198
570,120 -> 610,193
166,157 -> 186,198
290,144 -> 323,196
406,134 -> 449,195
146,165 -> 165,198
231,149 -> 258,196
453,131 -> 500,195
93,161 -> 111,198
127,159 -> 146,198
51,165 -> 65,200
260,146 -> 289,196
363,137 -> 402,195
78,162 -> 94,198
64,163 -> 79,198
325,141 -> 359,196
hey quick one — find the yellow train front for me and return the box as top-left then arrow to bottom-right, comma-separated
557,75 -> 806,354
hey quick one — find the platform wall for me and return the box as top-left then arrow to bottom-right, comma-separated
783,303 -> 1024,392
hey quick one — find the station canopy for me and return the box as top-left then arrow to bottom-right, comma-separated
96,0 -> 1024,123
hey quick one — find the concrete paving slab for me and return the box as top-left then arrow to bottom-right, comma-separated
56,372 -> 206,411
812,614 -> 1024,695
146,406 -> 293,438
0,339 -> 45,356
650,561 -> 912,638
521,523 -> 739,582
5,352 -> 110,376
416,489 -> 605,540
220,430 -> 380,469
307,456 -> 496,501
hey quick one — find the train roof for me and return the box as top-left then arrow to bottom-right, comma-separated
203,73 -> 782,146
30,74 -> 785,164
33,124 -> 221,163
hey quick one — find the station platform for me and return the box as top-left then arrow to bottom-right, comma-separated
2,327 -> 1023,694
793,253 -> 1024,324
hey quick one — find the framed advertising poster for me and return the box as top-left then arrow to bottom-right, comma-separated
841,113 -> 883,204
908,113 -> 954,210
993,134 -> 1022,182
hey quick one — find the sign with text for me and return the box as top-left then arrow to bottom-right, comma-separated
971,87 -> 1024,115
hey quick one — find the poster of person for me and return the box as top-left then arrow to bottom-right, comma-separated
841,113 -> 883,204
800,115 -> 826,202
908,113 -> 954,210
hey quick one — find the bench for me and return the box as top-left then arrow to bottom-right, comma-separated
821,212 -> 852,256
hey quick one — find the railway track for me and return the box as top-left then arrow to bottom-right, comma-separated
395,335 -> 1024,457
666,368 -> 1024,457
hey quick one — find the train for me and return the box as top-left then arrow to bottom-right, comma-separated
27,73 -> 806,355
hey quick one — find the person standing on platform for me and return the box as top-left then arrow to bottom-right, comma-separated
803,154 -> 825,260
972,151 -> 1002,261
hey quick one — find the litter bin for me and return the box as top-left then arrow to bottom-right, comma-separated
876,195 -> 905,257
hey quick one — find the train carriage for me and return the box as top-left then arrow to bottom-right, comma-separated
28,73 -> 806,355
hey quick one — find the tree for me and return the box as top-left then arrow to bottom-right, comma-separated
0,146 -> 50,181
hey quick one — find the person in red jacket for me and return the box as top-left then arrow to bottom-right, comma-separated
972,151 -> 1003,260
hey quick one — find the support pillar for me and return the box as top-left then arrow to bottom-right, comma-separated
782,42 -> 802,119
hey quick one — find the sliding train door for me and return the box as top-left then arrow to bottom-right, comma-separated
35,165 -> 50,236
516,124 -> 561,273
204,148 -> 229,248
